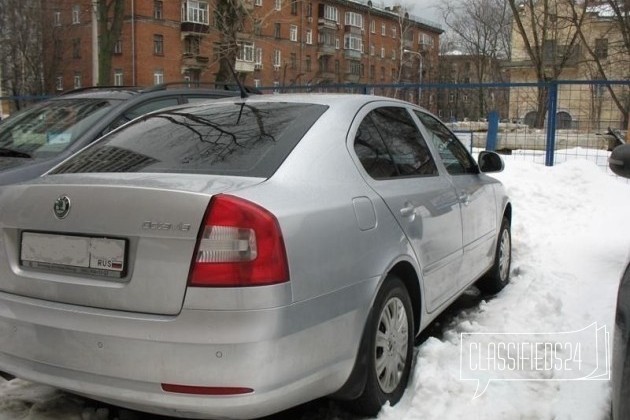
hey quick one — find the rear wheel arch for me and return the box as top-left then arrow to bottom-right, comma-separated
503,203 -> 512,226
332,260 -> 421,402
388,261 -> 421,336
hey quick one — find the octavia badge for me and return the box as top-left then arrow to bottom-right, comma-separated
53,196 -> 71,219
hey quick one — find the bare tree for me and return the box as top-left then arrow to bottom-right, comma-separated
441,0 -> 512,117
0,0 -> 48,109
213,0 -> 249,84
566,0 -> 629,129
508,0 -> 586,128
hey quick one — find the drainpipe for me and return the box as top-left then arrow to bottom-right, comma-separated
92,1 -> 99,85
131,0 -> 136,85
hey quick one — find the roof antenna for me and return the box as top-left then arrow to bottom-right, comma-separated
223,57 -> 249,99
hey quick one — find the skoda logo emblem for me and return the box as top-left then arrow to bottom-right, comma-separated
53,196 -> 71,219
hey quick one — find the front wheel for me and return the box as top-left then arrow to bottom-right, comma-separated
345,276 -> 414,417
477,216 -> 511,294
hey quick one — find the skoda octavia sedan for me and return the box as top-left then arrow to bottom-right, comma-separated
0,94 -> 511,419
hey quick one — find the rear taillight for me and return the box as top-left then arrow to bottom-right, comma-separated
189,194 -> 289,287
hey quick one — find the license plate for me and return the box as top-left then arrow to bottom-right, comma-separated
20,232 -> 126,279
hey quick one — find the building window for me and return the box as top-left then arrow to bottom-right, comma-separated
255,0 -> 262,6
381,23 -> 386,36
391,49 -> 396,60
306,29 -> 313,44
370,64 -> 375,79
275,0 -> 282,11
154,34 -> 164,55
595,38 -> 608,59
306,2 -> 312,17
290,52 -> 297,69
273,49 -> 281,68
72,5 -> 80,24
114,69 -> 124,86
348,61 -> 361,75
381,66 -> 385,81
370,20 -> 375,33
380,47 -> 385,58
238,42 -> 255,62
74,72 -> 82,89
273,81 -> 280,93
291,0 -> 298,15
344,34 -> 362,51
254,79 -> 261,87
290,25 -> 298,42
324,5 -> 338,22
72,38 -> 81,58
306,55 -> 312,71
154,1 -> 163,19
184,36 -> 200,55
391,27 -> 397,38
370,44 -> 375,56
54,40 -> 63,60
154,69 -> 164,85
345,12 -> 363,28
274,23 -> 281,39
255,47 -> 263,68
449,93 -> 454,103
54,11 -> 61,26
56,76 -> 63,91
335,37 -> 340,49
182,1 -> 209,24
114,39 -> 122,54
335,60 -> 340,74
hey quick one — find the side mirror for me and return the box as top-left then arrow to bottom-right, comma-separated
478,151 -> 504,173
609,144 -> 630,179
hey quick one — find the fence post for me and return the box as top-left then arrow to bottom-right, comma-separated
545,82 -> 558,166
486,110 -> 499,151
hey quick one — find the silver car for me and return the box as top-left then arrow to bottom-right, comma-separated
0,94 -> 511,419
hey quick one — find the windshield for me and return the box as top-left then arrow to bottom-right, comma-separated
52,102 -> 328,178
0,98 -> 118,158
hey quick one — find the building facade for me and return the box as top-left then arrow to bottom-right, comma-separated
435,53 -> 510,122
44,0 -> 442,97
506,0 -> 629,130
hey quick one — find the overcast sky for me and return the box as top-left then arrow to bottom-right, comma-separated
382,0 -> 445,27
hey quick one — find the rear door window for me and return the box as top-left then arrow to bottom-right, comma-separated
53,102 -> 328,178
354,106 -> 438,179
414,110 -> 477,175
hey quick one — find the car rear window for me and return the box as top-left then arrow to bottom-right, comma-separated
52,102 -> 328,178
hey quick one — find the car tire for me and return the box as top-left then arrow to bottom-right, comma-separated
477,216 -> 511,294
345,276 -> 414,417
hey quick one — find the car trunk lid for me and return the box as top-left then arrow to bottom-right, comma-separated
0,173 -> 264,315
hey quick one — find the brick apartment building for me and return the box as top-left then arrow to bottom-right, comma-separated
44,0 -> 442,95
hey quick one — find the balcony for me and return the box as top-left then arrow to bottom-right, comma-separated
235,60 -> 255,73
317,70 -> 337,81
344,73 -> 360,83
181,21 -> 210,34
403,38 -> 414,49
318,44 -> 336,56
318,18 -> 338,31
344,49 -> 362,60
182,53 -> 209,69
344,25 -> 362,35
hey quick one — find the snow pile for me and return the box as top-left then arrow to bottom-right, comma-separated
1,156 -> 630,419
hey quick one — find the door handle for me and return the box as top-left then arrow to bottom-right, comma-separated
400,204 -> 415,217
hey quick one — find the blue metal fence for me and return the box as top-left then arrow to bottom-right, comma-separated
2,80 -> 628,172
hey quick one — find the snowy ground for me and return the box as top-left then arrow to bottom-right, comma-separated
2,151 -> 630,420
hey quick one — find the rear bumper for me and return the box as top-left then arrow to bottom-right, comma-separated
0,281 -> 376,419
